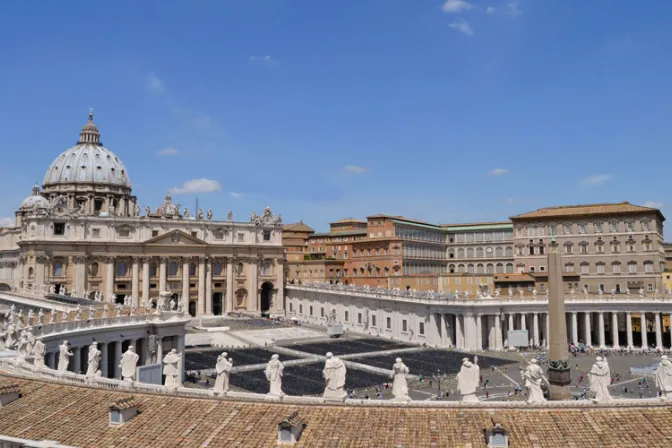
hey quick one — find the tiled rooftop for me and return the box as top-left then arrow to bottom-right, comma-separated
1,374 -> 672,447
511,201 -> 664,220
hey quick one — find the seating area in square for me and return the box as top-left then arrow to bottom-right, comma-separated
283,338 -> 414,356
185,347 -> 300,371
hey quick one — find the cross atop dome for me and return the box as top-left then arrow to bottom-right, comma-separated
78,108 -> 101,145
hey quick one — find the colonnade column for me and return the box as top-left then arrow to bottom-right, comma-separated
545,313 -> 550,348
571,312 -> 579,345
476,314 -> 482,350
177,335 -> 185,386
249,259 -> 259,312
72,347 -> 81,374
114,341 -> 122,379
100,342 -> 108,378
626,312 -> 634,349
182,258 -> 190,308
494,314 -> 502,350
226,259 -> 234,313
198,258 -> 206,315
669,313 -> 672,350
131,257 -> 140,301
611,312 -> 620,349
104,257 -> 114,302
159,257 -> 167,292
440,313 -> 448,347
205,258 -> 213,315
598,312 -> 606,349
584,312 -> 592,347
532,313 -> 540,347
655,312 -> 663,350
142,257 -> 150,304
155,337 -> 164,365
455,314 -> 463,350
507,314 -> 514,349
640,312 -> 648,349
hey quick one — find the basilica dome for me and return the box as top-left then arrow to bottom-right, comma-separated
42,112 -> 131,191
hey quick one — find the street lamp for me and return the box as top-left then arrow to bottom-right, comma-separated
437,369 -> 441,398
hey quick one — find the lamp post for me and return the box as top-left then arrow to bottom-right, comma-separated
437,369 -> 441,398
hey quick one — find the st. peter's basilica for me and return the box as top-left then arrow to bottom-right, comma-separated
0,112 -> 285,316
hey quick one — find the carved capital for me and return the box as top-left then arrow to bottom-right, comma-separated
36,255 -> 50,264
72,255 -> 88,264
18,255 -> 27,264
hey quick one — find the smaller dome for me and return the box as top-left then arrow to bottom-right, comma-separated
20,184 -> 51,211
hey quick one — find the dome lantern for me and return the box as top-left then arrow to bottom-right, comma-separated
78,109 -> 101,145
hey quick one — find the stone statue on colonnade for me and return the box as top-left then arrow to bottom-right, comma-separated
589,356 -> 611,402
214,352 -> 233,395
57,340 -> 73,373
120,346 -> 140,382
323,352 -> 347,399
522,358 -> 548,404
32,339 -> 46,369
391,357 -> 410,402
163,349 -> 182,388
86,342 -> 101,378
655,355 -> 672,400
265,354 -> 285,397
457,357 -> 480,403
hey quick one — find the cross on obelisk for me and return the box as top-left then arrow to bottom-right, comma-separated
547,233 -> 571,399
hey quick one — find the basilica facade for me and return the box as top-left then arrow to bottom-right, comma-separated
0,112 -> 285,316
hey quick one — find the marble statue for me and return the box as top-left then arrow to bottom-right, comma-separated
207,208 -> 213,221
227,210 -> 233,221
71,288 -> 78,298
589,356 -> 611,401
108,204 -> 115,216
4,324 -> 16,349
322,352 -> 347,399
391,358 -> 410,401
119,346 -> 139,382
519,289 -> 525,298
598,288 -> 604,297
74,305 -> 82,321
508,289 -> 513,298
625,287 -> 631,295
116,303 -> 123,315
583,286 -> 589,298
145,205 -> 151,217
523,358 -> 547,404
102,304 -> 109,319
84,289 -> 90,300
108,292 -> 116,303
38,308 -> 44,324
655,355 -> 672,400
17,331 -> 29,356
532,288 -> 538,298
89,305 -> 96,318
264,354 -> 285,397
183,207 -> 190,219
27,309 -> 35,324
639,287 -> 645,297
163,349 -> 182,388
457,357 -> 480,403
214,352 -> 233,395
24,329 -> 35,355
130,305 -> 137,316
57,340 -> 73,373
86,342 -> 101,378
50,309 -> 57,323
33,339 -> 46,369
49,284 -> 55,294
494,288 -> 501,298
169,298 -> 176,311
134,204 -> 140,217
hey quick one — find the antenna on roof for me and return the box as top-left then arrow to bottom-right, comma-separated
195,197 -> 198,214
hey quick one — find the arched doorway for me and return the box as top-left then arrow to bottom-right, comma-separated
260,282 -> 273,315
115,294 -> 124,305
188,301 -> 197,317
0,283 -> 11,292
212,292 -> 223,315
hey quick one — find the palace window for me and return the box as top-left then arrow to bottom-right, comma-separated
168,261 -> 179,277
263,261 -> 272,276
116,261 -> 128,277
92,228 -> 100,238
642,220 -> 650,231
628,262 -> 637,274
152,230 -> 159,237
626,222 -> 634,232
644,261 -> 654,273
371,315 -> 377,327
402,320 -> 408,332
596,263 -> 605,274
387,317 -> 392,329
90,262 -> 99,277
263,230 -> 271,241
213,261 -> 223,276
358,313 -> 362,324
238,233 -> 245,242
579,223 -> 586,234
563,224 -> 571,235
150,263 -> 158,277
118,228 -> 130,238
418,322 -> 425,335
580,263 -> 589,274
594,222 -> 603,233
612,262 -> 621,274
609,221 -> 618,233
52,261 -> 64,277
54,223 -> 65,236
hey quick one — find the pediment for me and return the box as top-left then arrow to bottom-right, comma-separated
144,230 -> 207,246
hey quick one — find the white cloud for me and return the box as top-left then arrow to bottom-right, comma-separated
581,174 -> 613,186
343,165 -> 370,174
229,192 -> 243,199
146,73 -> 165,95
448,20 -> 474,36
504,197 -> 518,204
191,115 -> 212,130
485,6 -> 496,14
169,178 -> 221,194
490,168 -> 509,175
249,55 -> 280,66
644,201 -> 664,209
507,0 -> 523,16
442,0 -> 473,13
0,217 -> 15,227
156,147 -> 178,156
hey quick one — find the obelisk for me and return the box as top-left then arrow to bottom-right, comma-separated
546,236 -> 571,399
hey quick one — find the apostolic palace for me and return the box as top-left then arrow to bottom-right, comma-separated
0,112 -> 285,316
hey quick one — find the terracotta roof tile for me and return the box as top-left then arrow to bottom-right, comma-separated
511,201 -> 664,220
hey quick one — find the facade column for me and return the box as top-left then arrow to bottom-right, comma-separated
455,314 -> 463,350
440,313 -> 448,347
114,341 -> 123,379
598,312 -> 606,349
545,313 -> 550,348
641,312 -> 648,349
507,313 -> 514,348
182,258 -> 190,308
226,259 -> 234,313
669,313 -> 672,349
571,312 -> 579,345
35,255 -> 47,287
159,257 -> 167,292
494,314 -> 502,350
533,313 -> 540,347
584,312 -> 592,347
249,259 -> 259,312
100,342 -> 108,378
155,337 -> 164,365
73,256 -> 87,296
476,314 -> 482,350
205,258 -> 213,315
105,257 -> 115,302
131,257 -> 140,301
198,258 -> 206,315
655,312 -> 663,350
177,335 -> 185,385
72,347 -> 81,373
142,257 -> 150,304
626,312 -> 634,349
611,312 -> 620,349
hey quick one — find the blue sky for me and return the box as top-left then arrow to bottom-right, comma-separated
1,0 -> 671,231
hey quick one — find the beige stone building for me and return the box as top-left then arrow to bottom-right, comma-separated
0,112 -> 285,316
511,202 -> 666,293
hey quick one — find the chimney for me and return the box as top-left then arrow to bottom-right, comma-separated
0,381 -> 20,406
109,397 -> 139,426
277,411 -> 305,445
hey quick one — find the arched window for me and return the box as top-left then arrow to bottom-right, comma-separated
28,267 -> 34,278
116,261 -> 128,277
467,264 -> 474,274
564,263 -> 574,273
496,263 -> 504,274
476,263 -> 485,274
457,248 -> 464,258
457,264 -> 465,273
505,247 -> 513,257
449,264 -> 456,274
90,262 -> 99,277
52,261 -> 64,277
466,248 -> 474,258
495,247 -> 503,257
612,262 -> 621,274
505,263 -> 514,274
486,263 -> 494,274
628,261 -> 637,274
476,248 -> 484,258
168,261 -> 179,277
